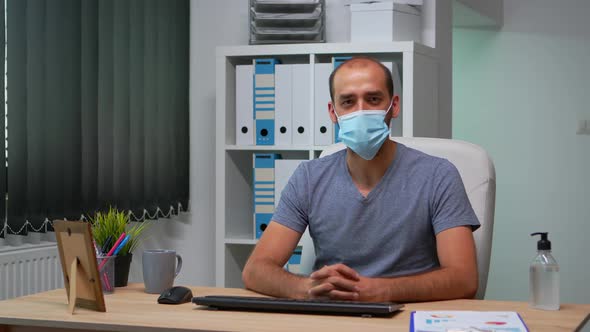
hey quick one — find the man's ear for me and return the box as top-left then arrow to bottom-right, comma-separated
391,95 -> 400,119
385,95 -> 400,127
328,101 -> 338,124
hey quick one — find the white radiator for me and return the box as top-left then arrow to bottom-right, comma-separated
0,244 -> 64,300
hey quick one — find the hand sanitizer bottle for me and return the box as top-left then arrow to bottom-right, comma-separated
529,232 -> 560,310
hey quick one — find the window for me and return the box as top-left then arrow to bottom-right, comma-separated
1,0 -> 189,239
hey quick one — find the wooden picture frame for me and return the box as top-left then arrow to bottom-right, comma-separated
53,220 -> 106,313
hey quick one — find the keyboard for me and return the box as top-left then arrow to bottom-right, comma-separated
192,295 -> 404,317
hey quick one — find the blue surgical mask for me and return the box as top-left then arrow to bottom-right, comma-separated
335,102 -> 392,160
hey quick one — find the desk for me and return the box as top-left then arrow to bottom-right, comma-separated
0,284 -> 588,332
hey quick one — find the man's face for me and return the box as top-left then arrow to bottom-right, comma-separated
329,61 -> 399,125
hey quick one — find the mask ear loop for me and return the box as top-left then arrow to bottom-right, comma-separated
384,98 -> 394,115
331,104 -> 342,122
384,98 -> 394,132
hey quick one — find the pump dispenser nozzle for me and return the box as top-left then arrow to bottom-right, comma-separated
531,232 -> 551,250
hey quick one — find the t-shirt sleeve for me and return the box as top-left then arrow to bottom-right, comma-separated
430,160 -> 481,234
271,163 -> 310,234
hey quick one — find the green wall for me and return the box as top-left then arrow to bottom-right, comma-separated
453,1 -> 590,304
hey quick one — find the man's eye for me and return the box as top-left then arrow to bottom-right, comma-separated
341,100 -> 353,106
369,97 -> 381,104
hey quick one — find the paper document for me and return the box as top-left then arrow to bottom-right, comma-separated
410,311 -> 529,332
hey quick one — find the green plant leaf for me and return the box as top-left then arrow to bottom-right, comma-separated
90,207 -> 152,256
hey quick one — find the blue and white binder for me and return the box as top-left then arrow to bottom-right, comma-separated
284,246 -> 303,274
274,159 -> 307,274
274,64 -> 293,146
254,59 -> 278,145
314,63 -> 333,146
253,153 -> 281,239
331,57 -> 351,143
236,64 -> 254,145
291,63 -> 311,146
274,159 -> 305,209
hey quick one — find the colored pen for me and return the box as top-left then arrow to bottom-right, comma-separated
101,236 -> 113,254
102,271 -> 112,292
105,233 -> 126,257
112,235 -> 130,256
98,233 -> 126,270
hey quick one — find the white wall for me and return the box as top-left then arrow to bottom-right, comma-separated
453,0 -> 590,303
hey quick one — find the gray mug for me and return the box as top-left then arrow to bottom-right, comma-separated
142,249 -> 183,294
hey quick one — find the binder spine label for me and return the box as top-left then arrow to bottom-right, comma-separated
254,59 -> 278,145
253,153 -> 281,239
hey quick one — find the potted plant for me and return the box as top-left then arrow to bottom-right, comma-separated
90,207 -> 151,287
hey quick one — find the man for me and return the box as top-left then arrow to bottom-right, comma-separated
242,56 -> 479,302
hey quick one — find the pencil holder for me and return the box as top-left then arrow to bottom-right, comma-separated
97,255 -> 116,294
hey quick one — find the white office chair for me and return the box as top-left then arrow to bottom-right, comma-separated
298,137 -> 496,299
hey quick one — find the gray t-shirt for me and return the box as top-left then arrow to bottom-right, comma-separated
272,143 -> 480,277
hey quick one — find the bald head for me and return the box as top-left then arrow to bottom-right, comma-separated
328,56 -> 394,102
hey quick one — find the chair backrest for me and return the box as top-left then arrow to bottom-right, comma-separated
298,137 -> 496,299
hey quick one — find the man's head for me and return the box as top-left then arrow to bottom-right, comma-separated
328,56 -> 400,124
329,56 -> 394,102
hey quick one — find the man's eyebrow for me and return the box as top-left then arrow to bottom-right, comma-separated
337,91 -> 385,100
337,93 -> 355,100
365,91 -> 385,96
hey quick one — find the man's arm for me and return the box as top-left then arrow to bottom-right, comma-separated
242,222 -> 311,299
243,222 -> 361,299
375,225 -> 478,302
310,226 -> 478,302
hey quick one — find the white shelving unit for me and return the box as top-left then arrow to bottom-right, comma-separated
215,42 -> 442,287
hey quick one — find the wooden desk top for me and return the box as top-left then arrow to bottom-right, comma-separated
0,284 -> 588,332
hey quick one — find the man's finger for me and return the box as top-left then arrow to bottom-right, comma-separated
327,289 -> 359,301
310,264 -> 360,281
332,264 -> 361,281
308,283 -> 335,297
309,265 -> 334,279
325,276 -> 359,292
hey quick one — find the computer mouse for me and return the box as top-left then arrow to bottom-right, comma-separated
157,286 -> 193,305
